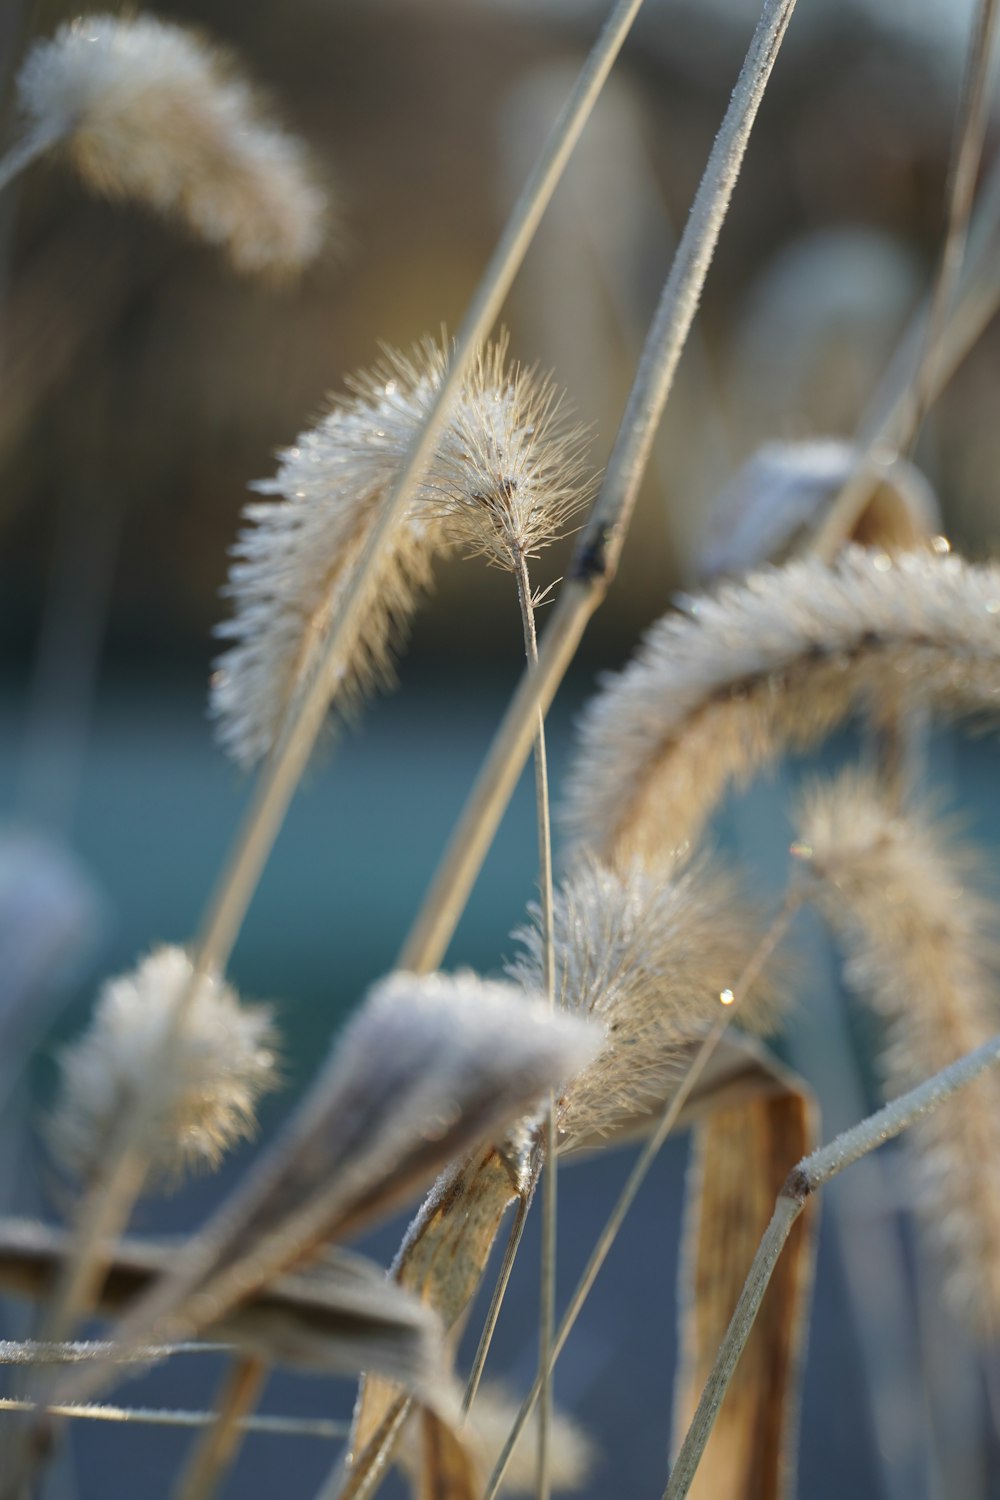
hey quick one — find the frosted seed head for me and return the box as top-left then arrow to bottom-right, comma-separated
15,13 -> 327,274
507,856 -> 780,1151
48,946 -> 279,1188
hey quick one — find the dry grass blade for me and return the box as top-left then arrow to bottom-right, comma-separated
564,545 -> 1000,866
0,1218 -> 444,1392
673,1091 -> 817,1500
796,772 -> 1000,1336
51,973 -> 598,1408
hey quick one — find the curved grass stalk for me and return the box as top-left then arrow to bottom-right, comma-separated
662,1032 -> 1000,1500
400,0 -> 802,975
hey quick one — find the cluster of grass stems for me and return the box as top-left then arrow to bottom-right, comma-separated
4,1 -> 1000,1498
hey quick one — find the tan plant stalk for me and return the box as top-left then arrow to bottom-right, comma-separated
662,1033 -> 1000,1500
795,773 -> 1000,1335
563,546 -> 1000,868
400,0 -> 802,975
2,13 -> 327,273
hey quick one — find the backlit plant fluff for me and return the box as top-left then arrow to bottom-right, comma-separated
211,337 -> 591,769
48,946 -> 279,1186
507,856 -> 778,1152
9,13 -> 326,274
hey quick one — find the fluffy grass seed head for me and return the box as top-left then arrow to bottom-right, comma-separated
507,856 -> 779,1153
794,771 -> 1000,1335
564,545 -> 1000,867
211,336 -> 589,768
48,945 -> 278,1187
14,13 -> 327,274
427,338 -> 594,572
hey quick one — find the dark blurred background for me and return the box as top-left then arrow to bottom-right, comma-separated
1,0 -> 1000,1496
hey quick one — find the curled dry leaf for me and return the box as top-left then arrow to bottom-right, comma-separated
564,546 -> 1000,866
693,440 -> 938,582
795,771 -> 1000,1337
13,13 -> 327,273
0,1218 -> 446,1395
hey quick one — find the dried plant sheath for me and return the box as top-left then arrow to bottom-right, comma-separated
10,14 -> 326,273
673,1090 -> 818,1500
0,1219 -> 444,1394
796,774 -> 1000,1336
565,547 -> 1000,865
56,972 -> 598,1404
351,1133 -> 538,1468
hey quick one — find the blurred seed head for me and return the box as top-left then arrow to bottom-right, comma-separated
48,946 -> 278,1187
795,771 -> 1000,1336
15,13 -> 327,274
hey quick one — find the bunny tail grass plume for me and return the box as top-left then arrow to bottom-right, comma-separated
399,1384 -> 592,1494
211,336 -> 588,769
48,947 -> 278,1188
565,545 -> 1000,867
428,338 -> 594,572
57,971 -> 600,1405
12,14 -> 326,273
795,771 -> 1000,1336
507,856 -> 781,1154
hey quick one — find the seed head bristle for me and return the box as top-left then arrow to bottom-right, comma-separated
507,856 -> 780,1152
211,336 -> 588,769
14,13 -> 327,274
48,946 -> 278,1188
795,771 -> 1000,1336
564,546 -> 1000,867
427,337 -> 594,571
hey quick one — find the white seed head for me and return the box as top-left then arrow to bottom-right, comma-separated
507,857 -> 778,1151
427,338 -> 593,570
16,13 -> 326,274
564,546 -> 1000,866
796,772 -> 1000,1336
211,336 -> 589,769
48,946 -> 278,1187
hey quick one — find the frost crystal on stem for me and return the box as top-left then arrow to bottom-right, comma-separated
49,947 -> 278,1187
211,337 -> 589,769
12,13 -> 326,273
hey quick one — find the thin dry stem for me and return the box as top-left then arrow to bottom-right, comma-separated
400,0 -> 801,974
